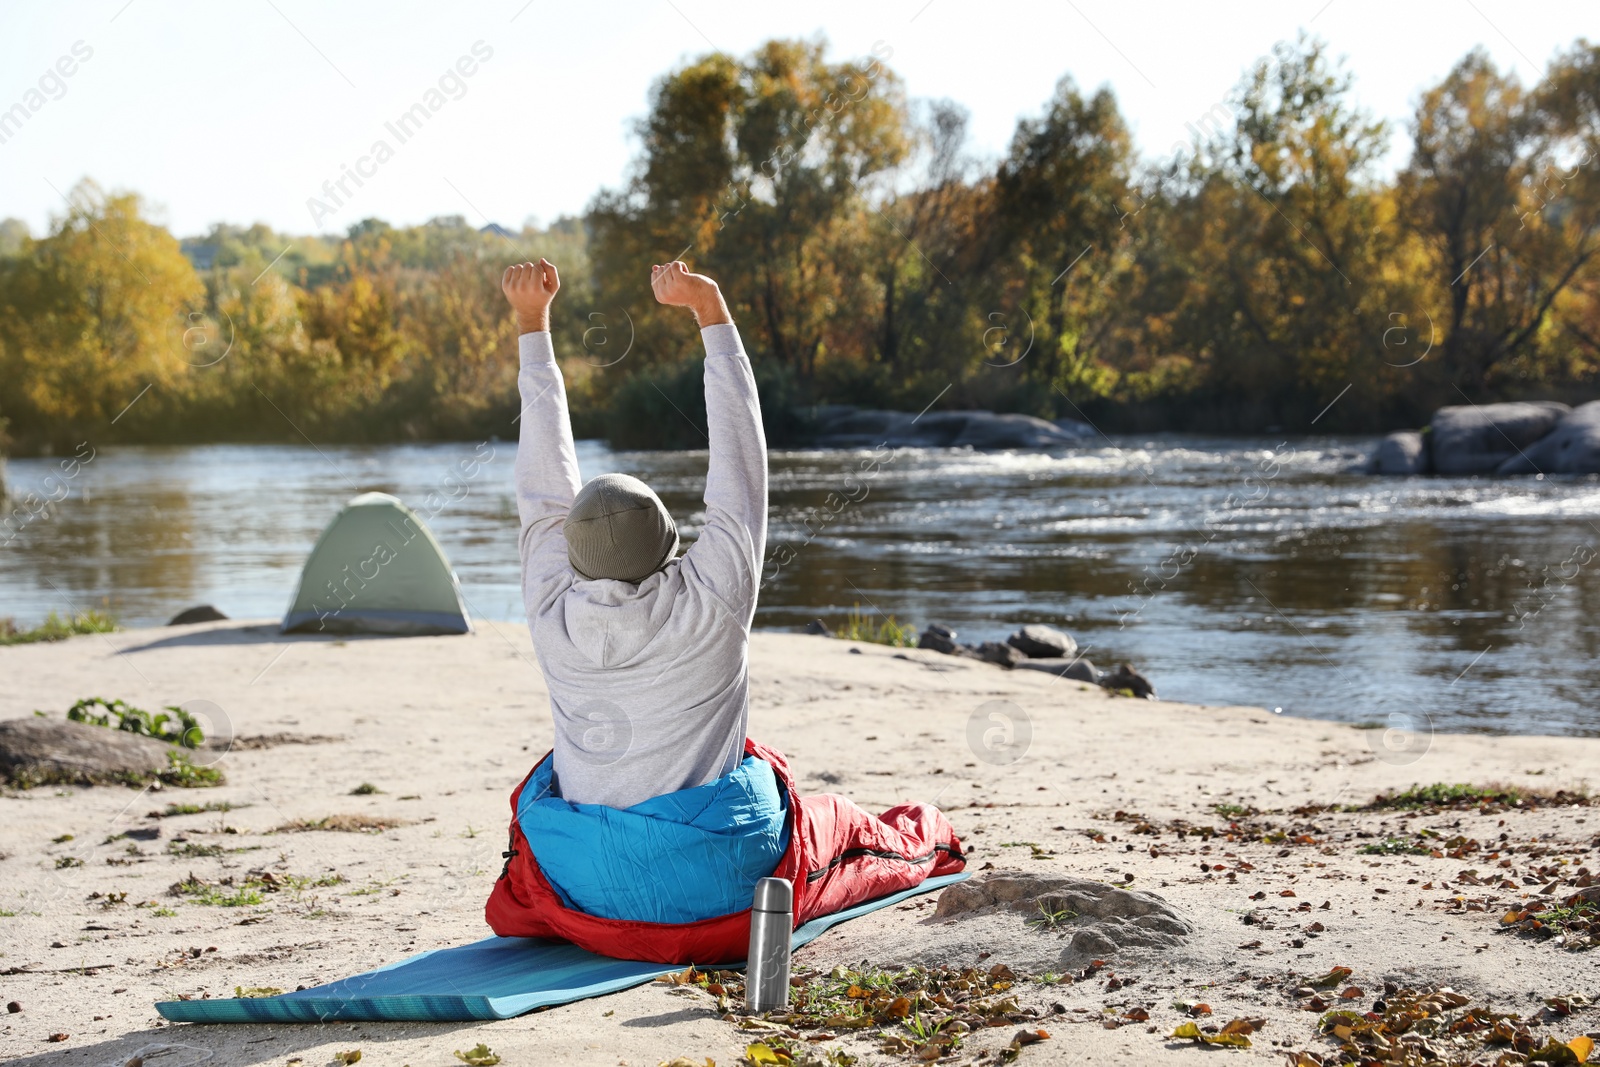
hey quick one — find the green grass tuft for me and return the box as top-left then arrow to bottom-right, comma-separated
156,751 -> 224,788
837,604 -> 916,647
1357,837 -> 1433,856
1361,783 -> 1526,810
0,611 -> 117,646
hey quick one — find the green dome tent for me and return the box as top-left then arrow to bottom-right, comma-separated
282,492 -> 472,636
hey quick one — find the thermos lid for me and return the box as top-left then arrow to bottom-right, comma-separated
751,876 -> 793,913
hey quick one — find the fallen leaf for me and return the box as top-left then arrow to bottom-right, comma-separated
1170,1021 -> 1251,1048
1309,966 -> 1353,988
333,1053 -> 361,1066
744,1043 -> 782,1065
1339,987 -> 1365,1000
452,1044 -> 499,1066
1526,1036 -> 1592,1065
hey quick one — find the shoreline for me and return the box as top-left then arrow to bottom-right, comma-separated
1,622 -> 1596,1064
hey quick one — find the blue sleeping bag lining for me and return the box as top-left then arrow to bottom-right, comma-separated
516,754 -> 790,924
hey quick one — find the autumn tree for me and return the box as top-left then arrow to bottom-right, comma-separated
0,181 -> 203,447
589,38 -> 909,385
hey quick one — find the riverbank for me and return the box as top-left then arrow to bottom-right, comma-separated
0,622 -> 1595,1064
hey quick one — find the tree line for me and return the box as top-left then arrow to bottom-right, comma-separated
2,34 -> 1598,453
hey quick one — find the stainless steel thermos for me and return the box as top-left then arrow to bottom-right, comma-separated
745,876 -> 793,1013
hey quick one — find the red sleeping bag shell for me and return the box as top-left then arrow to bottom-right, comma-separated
485,738 -> 965,964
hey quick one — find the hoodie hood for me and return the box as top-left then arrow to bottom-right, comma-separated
554,562 -> 682,668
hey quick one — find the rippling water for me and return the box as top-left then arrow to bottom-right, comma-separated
3,438 -> 1597,737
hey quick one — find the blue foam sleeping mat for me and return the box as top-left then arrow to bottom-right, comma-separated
155,873 -> 966,1023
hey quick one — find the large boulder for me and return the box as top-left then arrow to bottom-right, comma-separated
1052,418 -> 1097,439
0,717 -> 176,788
1007,624 -> 1077,659
1014,657 -> 1097,683
1429,402 -> 1569,474
811,408 -> 1088,450
934,872 -> 1192,967
1369,431 -> 1429,475
1496,401 -> 1600,475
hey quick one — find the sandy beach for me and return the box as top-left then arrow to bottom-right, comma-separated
1,620 -> 1596,1066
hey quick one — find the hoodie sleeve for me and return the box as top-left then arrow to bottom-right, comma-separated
515,331 -> 581,615
679,323 -> 767,629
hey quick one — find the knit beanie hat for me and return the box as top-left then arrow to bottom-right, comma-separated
563,473 -> 679,583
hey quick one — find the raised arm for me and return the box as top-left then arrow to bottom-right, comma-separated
503,260 -> 581,612
650,262 -> 767,626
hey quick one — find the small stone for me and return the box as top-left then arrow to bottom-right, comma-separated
976,641 -> 1026,668
7,1001 -> 21,1013
1006,624 -> 1077,659
167,604 -> 228,626
1014,657 -> 1097,683
1100,664 -> 1156,699
917,626 -> 959,654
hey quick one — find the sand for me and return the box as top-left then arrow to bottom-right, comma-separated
1,620 -> 1596,1065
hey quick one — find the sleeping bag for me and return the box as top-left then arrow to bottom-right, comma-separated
485,738 -> 965,964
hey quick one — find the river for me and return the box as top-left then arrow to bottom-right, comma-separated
2,438 -> 1597,737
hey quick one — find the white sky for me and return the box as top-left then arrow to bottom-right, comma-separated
0,0 -> 1591,238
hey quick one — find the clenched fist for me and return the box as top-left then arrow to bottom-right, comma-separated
650,261 -> 731,328
502,259 -> 560,334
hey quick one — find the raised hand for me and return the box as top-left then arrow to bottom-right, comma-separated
502,259 -> 560,334
650,261 -> 731,327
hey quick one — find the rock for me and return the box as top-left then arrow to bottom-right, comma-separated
167,604 -> 228,625
1101,664 -> 1156,699
1428,402 -> 1569,474
1006,624 -> 1077,659
0,718 -> 177,788
1051,418 -> 1097,439
1496,401 -> 1600,475
934,872 -> 1192,967
1368,431 -> 1428,475
944,412 -> 1086,450
918,626 -> 959,654
804,619 -> 832,637
1014,657 -> 1097,683
811,408 -> 1089,450
975,641 -> 1026,668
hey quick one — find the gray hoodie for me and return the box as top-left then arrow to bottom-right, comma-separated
514,324 -> 768,808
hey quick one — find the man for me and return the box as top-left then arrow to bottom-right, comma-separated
487,259 -> 963,964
